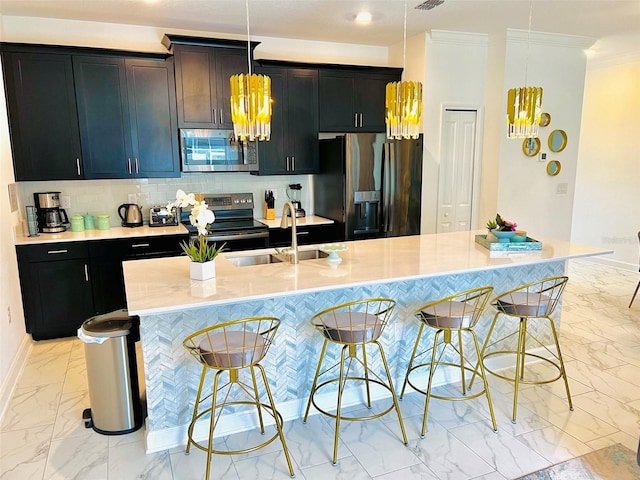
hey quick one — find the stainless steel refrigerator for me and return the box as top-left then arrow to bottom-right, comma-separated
313,133 -> 423,241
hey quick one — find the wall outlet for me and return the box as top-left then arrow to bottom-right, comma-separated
127,193 -> 137,204
539,152 -> 547,162
7,306 -> 11,325
60,195 -> 71,209
556,183 -> 568,194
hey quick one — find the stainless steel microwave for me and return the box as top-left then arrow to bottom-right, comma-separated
179,129 -> 258,172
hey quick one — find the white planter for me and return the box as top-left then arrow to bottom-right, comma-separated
190,260 -> 216,281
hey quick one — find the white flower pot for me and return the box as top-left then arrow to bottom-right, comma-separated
190,260 -> 216,281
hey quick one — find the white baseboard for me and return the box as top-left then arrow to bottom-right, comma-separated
0,334 -> 32,423
576,256 -> 636,272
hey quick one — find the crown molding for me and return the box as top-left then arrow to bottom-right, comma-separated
430,30 -> 488,47
507,29 -> 596,50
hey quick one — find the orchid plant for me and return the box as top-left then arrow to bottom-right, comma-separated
168,190 -> 225,263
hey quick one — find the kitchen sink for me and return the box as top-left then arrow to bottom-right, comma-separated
226,253 -> 283,267
226,249 -> 328,267
295,249 -> 329,260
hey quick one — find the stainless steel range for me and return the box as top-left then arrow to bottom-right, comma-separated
181,193 -> 269,252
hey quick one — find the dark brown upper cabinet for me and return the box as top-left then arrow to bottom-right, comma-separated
2,43 -> 179,181
2,51 -> 84,180
253,63 -> 319,175
319,67 -> 402,133
162,35 -> 259,130
73,56 -> 179,179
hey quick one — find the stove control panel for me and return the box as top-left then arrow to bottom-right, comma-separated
203,193 -> 254,211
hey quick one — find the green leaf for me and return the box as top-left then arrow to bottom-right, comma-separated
180,237 -> 226,263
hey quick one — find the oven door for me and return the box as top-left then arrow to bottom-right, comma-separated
199,230 -> 269,252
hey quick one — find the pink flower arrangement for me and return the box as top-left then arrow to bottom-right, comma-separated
486,213 -> 517,232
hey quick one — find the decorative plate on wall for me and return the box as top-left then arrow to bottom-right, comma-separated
546,160 -> 562,176
548,129 -> 568,152
522,137 -> 541,157
540,112 -> 551,127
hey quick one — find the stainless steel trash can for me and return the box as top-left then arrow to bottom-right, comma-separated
79,309 -> 143,435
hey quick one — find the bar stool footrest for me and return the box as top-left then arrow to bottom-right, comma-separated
310,376 -> 396,422
187,400 -> 285,456
483,350 -> 564,385
405,362 -> 490,402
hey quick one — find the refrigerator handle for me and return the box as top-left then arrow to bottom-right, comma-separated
382,143 -> 391,233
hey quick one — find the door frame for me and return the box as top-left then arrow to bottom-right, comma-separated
437,104 -> 484,231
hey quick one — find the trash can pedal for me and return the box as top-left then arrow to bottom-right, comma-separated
82,408 -> 93,429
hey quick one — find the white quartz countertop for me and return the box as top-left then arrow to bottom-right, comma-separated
122,231 -> 612,316
258,215 -> 334,228
14,224 -> 189,245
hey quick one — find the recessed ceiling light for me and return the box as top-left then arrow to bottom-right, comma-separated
355,11 -> 373,25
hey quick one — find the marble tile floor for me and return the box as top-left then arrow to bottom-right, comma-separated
1,259 -> 639,480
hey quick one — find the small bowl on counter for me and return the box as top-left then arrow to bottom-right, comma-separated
319,243 -> 348,264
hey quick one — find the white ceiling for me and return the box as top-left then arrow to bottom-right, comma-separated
1,0 -> 639,56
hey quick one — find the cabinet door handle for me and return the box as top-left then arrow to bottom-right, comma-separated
47,249 -> 68,254
84,264 -> 89,282
128,158 -> 132,174
286,157 -> 290,171
212,108 -> 217,124
135,158 -> 139,174
131,243 -> 150,248
354,113 -> 358,128
292,156 -> 295,171
219,108 -> 223,124
76,158 -> 81,176
359,113 -> 363,128
296,231 -> 309,235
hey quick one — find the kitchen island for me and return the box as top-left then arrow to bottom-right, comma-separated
122,231 -> 611,452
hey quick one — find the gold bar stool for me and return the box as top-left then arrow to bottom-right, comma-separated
476,276 -> 572,423
302,298 -> 408,465
182,316 -> 294,479
400,286 -> 497,438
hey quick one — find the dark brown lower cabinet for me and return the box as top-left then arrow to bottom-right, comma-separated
16,235 -> 187,340
268,223 -> 344,248
16,243 -> 94,340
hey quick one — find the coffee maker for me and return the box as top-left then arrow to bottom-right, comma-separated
286,184 -> 306,218
34,192 -> 69,233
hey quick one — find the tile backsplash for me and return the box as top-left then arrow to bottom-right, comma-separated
16,173 -> 313,226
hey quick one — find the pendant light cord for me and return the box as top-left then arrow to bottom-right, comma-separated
246,0 -> 252,76
524,0 -> 533,88
403,0 -> 407,71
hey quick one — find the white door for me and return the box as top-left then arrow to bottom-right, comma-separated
437,109 -> 478,233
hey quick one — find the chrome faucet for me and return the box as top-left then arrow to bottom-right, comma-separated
278,201 -> 299,264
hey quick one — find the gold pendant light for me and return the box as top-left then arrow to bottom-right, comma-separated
386,0 -> 423,140
230,0 -> 272,142
506,1 -> 543,139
